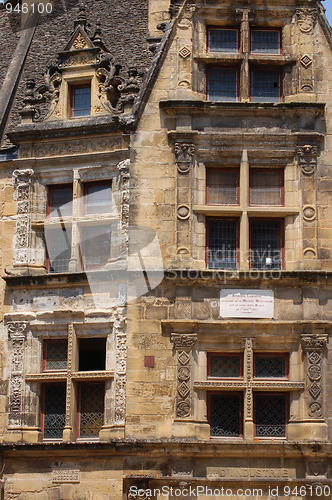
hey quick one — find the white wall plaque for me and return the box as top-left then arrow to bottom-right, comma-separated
220,289 -> 274,318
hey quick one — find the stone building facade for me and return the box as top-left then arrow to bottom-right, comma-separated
0,0 -> 332,499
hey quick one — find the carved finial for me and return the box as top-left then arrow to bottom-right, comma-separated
93,22 -> 102,45
20,79 -> 37,123
74,5 -> 87,30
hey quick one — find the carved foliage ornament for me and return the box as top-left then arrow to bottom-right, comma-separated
296,8 -> 317,33
7,321 -> 28,427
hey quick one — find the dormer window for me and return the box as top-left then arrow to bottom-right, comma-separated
70,84 -> 91,118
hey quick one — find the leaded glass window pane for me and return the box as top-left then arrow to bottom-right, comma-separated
72,85 -> 91,117
82,225 -> 111,270
208,219 -> 238,269
46,228 -> 72,273
250,220 -> 282,270
251,70 -> 281,102
48,185 -> 73,217
79,383 -> 104,438
43,384 -> 66,439
207,169 -> 238,205
85,183 -> 112,214
209,29 -> 238,53
255,356 -> 287,378
209,393 -> 242,437
250,170 -> 283,206
251,30 -> 280,54
255,394 -> 287,437
208,68 -> 238,102
209,355 -> 241,378
44,341 -> 67,371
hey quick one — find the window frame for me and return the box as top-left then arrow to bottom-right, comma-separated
250,67 -> 283,103
249,217 -> 285,270
207,27 -> 240,53
250,28 -> 282,55
206,66 -> 240,102
42,339 -> 68,372
207,353 -> 243,379
40,382 -> 67,441
70,82 -> 92,118
77,381 -> 105,440
206,217 -> 240,270
47,184 -> 73,217
83,180 -> 112,215
208,391 -> 244,438
206,167 -> 240,206
253,353 -> 289,380
253,392 -> 289,439
249,168 -> 284,206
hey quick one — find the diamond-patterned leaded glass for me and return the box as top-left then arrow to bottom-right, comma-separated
209,393 -> 242,436
79,383 -> 104,438
209,355 -> 241,378
43,384 -> 66,439
254,356 -> 287,378
44,341 -> 67,371
255,394 -> 287,437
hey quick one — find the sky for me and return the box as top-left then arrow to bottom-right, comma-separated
325,2 -> 332,26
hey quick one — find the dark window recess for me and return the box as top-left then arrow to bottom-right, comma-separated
251,69 -> 281,102
254,394 -> 287,437
78,382 -> 104,438
209,355 -> 241,378
85,183 -> 112,214
208,68 -> 238,102
79,338 -> 106,371
81,225 -> 111,270
251,30 -> 280,54
207,169 -> 238,205
208,28 -> 238,53
42,384 -> 66,439
46,228 -> 72,273
44,341 -> 67,371
209,393 -> 242,437
208,219 -> 238,269
48,185 -> 73,217
255,356 -> 287,378
250,170 -> 283,206
71,85 -> 91,117
250,220 -> 282,270
0,147 -> 18,162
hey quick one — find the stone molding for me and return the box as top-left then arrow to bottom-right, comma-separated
171,333 -> 197,418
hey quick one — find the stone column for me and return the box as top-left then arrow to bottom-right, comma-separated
301,334 -> 328,420
7,322 -> 28,428
239,150 -> 249,271
297,145 -> 319,269
63,323 -> 76,442
12,169 -> 34,271
68,169 -> 80,272
173,143 -> 195,268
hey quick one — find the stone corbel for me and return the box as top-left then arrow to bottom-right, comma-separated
174,143 -> 194,174
171,333 -> 197,419
301,334 -> 328,419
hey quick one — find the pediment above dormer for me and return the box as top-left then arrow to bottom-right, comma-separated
64,26 -> 95,52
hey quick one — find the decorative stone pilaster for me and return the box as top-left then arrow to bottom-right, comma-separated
63,323 -> 75,442
173,144 -> 195,267
113,313 -> 127,425
171,333 -> 197,419
12,169 -> 34,268
7,321 -> 28,428
296,9 -> 317,95
301,334 -> 328,419
297,145 -> 319,265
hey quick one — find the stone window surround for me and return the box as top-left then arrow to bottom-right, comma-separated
23,321 -> 115,443
194,9 -> 296,102
193,149 -> 300,271
29,162 -> 126,274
